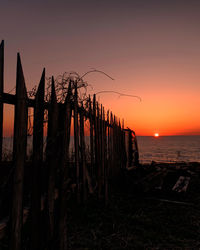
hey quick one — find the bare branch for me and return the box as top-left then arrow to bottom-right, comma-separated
95,91 -> 142,102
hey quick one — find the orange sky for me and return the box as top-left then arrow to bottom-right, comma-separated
1,0 -> 200,136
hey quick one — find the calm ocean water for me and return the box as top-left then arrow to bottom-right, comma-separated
2,135 -> 200,163
137,135 -> 200,163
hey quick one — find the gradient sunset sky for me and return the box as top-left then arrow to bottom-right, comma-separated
1,0 -> 200,136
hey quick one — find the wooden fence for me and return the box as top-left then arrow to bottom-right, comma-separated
0,40 -> 127,250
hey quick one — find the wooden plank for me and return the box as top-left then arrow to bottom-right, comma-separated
172,176 -> 190,193
0,188 -> 60,241
46,76 -> 58,246
74,82 -> 80,204
58,80 -> 72,250
107,110 -> 110,169
80,104 -> 87,202
122,128 -> 126,169
89,96 -> 94,178
110,112 -> 114,177
10,53 -> 28,250
105,110 -> 110,203
30,68 -> 45,250
103,107 -> 108,205
113,115 -> 119,177
97,102 -> 101,199
2,92 -> 34,106
119,120 -> 122,164
0,40 -> 4,161
101,105 -> 104,187
93,94 -> 98,180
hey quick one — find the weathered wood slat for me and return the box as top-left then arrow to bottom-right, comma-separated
31,68 -> 45,250
97,102 -> 102,199
80,104 -> 87,202
58,81 -> 72,250
100,105 -> 104,194
105,110 -> 109,205
109,112 -> 114,178
10,53 -> 28,250
102,107 -> 107,204
100,105 -> 104,181
93,94 -> 98,181
74,82 -> 80,204
0,40 -> 4,161
2,92 -> 34,106
89,96 -> 94,178
0,188 -> 59,241
46,76 -> 59,247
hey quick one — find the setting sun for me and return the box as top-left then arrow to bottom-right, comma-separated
154,133 -> 159,137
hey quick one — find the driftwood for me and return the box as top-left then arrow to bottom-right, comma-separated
172,176 -> 190,193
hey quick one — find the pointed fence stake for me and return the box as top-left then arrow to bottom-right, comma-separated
10,53 -> 28,250
89,96 -> 94,178
93,95 -> 98,181
46,76 -> 59,247
74,82 -> 80,204
31,68 -> 45,250
80,104 -> 87,202
0,40 -> 4,161
97,102 -> 101,199
58,81 -> 72,250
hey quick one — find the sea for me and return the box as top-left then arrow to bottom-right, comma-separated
2,135 -> 200,164
137,135 -> 200,164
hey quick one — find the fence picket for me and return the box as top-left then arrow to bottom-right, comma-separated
89,96 -> 94,178
31,68 -> 45,250
80,104 -> 87,202
74,82 -> 80,204
10,53 -> 28,250
0,40 -> 4,161
46,76 -> 58,247
93,94 -> 98,182
97,102 -> 102,199
57,81 -> 72,250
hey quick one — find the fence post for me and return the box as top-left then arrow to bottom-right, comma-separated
0,40 -> 4,161
100,105 -> 104,195
93,95 -> 98,181
97,102 -> 102,199
58,81 -> 72,250
74,82 -> 80,204
105,110 -> 110,205
31,69 -> 45,250
46,76 -> 58,247
10,53 -> 28,250
113,115 -> 117,177
89,96 -> 94,178
80,104 -> 87,202
110,112 -> 113,178
102,107 -> 108,204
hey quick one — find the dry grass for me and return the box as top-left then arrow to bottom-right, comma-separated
66,190 -> 200,250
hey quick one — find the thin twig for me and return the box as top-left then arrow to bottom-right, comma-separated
95,91 -> 142,102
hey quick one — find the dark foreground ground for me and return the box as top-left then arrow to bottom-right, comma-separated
66,162 -> 200,250
67,195 -> 200,249
1,162 -> 200,249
